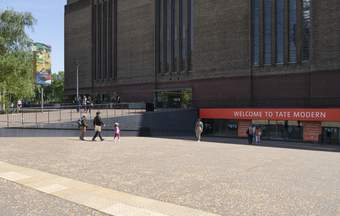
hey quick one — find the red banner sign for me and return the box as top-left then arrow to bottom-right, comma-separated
200,108 -> 340,122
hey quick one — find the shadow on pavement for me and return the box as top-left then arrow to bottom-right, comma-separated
156,135 -> 340,153
1,128 -> 339,153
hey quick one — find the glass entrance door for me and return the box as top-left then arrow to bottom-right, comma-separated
260,121 -> 303,141
322,128 -> 339,144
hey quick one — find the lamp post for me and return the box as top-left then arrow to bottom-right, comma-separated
41,85 -> 44,113
76,63 -> 79,104
76,62 -> 81,118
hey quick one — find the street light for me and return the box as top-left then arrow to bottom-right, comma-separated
75,61 -> 81,118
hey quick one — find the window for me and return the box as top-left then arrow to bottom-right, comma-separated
264,0 -> 272,65
93,0 -> 117,81
178,0 -> 183,71
160,0 -> 168,73
276,0 -> 285,64
167,0 -> 172,72
251,0 -> 311,66
252,0 -> 260,65
302,0 -> 311,62
289,0 -> 297,63
155,89 -> 192,109
157,0 -> 192,74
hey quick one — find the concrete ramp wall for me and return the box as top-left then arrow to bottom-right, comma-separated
6,109 -> 198,137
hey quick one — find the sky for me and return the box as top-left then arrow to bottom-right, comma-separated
0,0 -> 67,73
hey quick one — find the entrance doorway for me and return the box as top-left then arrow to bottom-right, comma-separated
321,128 -> 339,144
259,121 -> 303,141
203,119 -> 238,137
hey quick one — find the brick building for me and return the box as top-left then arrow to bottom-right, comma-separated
65,0 -> 340,143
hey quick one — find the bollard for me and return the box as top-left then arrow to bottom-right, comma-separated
6,111 -> 9,128
21,111 -> 24,126
35,112 -> 38,128
59,109 -> 62,122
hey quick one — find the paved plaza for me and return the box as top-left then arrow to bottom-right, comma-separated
0,136 -> 339,216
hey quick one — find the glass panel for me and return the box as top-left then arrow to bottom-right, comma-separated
252,0 -> 260,65
155,90 -> 192,109
264,0 -> 272,65
276,0 -> 285,64
167,0 -> 172,71
322,128 -> 339,145
171,0 -> 176,72
163,0 -> 168,73
289,0 -> 297,63
178,0 -> 183,71
202,119 -> 238,137
159,0 -> 164,73
187,0 -> 192,71
182,0 -> 187,65
302,0 -> 311,62
260,121 -> 303,141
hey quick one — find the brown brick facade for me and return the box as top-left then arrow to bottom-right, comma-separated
64,0 -> 340,107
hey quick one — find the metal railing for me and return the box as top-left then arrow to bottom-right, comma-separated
0,103 -> 146,129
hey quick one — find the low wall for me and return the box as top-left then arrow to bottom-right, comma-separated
5,109 -> 198,137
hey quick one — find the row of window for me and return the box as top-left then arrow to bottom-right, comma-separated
92,0 -> 193,80
92,0 -> 117,81
91,0 -> 312,79
252,0 -> 311,66
155,0 -> 193,74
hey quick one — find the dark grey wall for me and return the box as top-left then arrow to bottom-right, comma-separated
111,109 -> 198,136
5,109 -> 198,137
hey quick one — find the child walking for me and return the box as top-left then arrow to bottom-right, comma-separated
113,122 -> 120,143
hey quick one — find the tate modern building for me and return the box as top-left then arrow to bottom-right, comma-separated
64,0 -> 340,143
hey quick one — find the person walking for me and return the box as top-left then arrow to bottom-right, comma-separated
255,126 -> 262,144
195,118 -> 204,142
252,124 -> 257,144
116,95 -> 121,104
87,96 -> 92,113
17,99 -> 22,112
246,125 -> 254,144
83,96 -> 87,112
79,115 -> 88,141
10,102 -> 14,113
113,122 -> 120,143
92,112 -> 104,141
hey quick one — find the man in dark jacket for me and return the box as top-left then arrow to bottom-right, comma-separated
79,115 -> 88,141
92,112 -> 104,141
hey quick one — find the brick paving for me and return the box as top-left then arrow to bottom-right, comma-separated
0,136 -> 339,216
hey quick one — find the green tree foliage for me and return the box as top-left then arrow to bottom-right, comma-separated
44,71 -> 64,103
0,10 -> 36,110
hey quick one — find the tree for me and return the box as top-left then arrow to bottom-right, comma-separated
0,10 -> 36,111
44,71 -> 64,103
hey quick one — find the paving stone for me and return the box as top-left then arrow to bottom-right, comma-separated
0,137 -> 339,216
